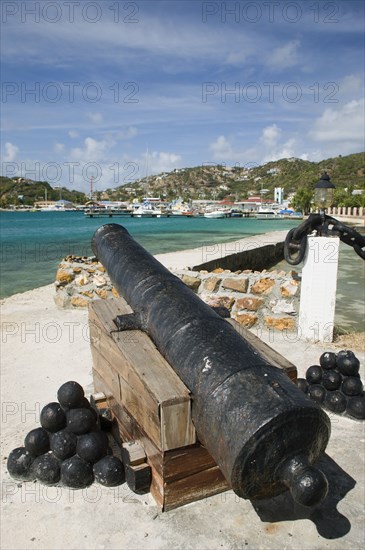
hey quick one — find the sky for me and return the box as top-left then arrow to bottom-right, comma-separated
1,0 -> 364,193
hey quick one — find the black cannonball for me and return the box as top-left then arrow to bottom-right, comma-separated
60,456 -> 94,488
57,381 -> 85,409
32,453 -> 61,485
66,408 -> 96,435
80,396 -> 91,409
76,432 -> 108,463
93,456 -> 125,487
40,402 -> 67,433
336,350 -> 360,376
346,395 -> 365,420
7,447 -> 35,481
24,427 -> 50,456
306,365 -> 323,385
322,370 -> 342,391
324,390 -> 347,414
342,376 -> 363,396
308,384 -> 326,403
50,430 -> 77,460
89,406 -> 98,424
319,351 -> 337,370
296,378 -> 308,393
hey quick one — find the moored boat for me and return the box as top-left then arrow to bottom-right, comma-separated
255,208 -> 281,220
204,210 -> 227,219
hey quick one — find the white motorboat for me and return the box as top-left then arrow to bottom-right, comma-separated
204,210 -> 227,219
255,208 -> 281,220
132,202 -> 162,217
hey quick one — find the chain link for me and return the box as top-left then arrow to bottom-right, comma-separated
284,214 -> 365,265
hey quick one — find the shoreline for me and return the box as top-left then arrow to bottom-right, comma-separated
0,230 -> 289,300
1,227 -> 364,337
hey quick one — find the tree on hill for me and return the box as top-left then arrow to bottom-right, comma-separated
291,187 -> 313,214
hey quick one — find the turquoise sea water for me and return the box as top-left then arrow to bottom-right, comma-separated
0,211 -> 364,333
0,211 -> 300,298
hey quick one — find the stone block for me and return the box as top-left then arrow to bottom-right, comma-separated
204,296 -> 235,310
222,278 -> 248,293
55,269 -> 74,285
80,290 -> 94,298
54,290 -> 71,309
270,300 -> 296,315
181,274 -> 201,291
70,296 -> 90,308
251,278 -> 275,295
112,287 -> 119,298
75,274 -> 89,286
235,297 -> 264,311
264,316 -> 296,331
233,313 -> 258,328
280,280 -> 299,297
212,268 -> 224,274
94,274 -> 107,288
203,277 -> 221,292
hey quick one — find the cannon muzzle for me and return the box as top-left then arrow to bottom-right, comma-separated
92,223 -> 331,506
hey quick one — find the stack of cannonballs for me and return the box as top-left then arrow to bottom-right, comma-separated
297,350 -> 365,419
7,381 -> 125,487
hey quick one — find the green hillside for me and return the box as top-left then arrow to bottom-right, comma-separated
0,177 -> 87,208
1,152 -> 364,208
107,152 -> 365,205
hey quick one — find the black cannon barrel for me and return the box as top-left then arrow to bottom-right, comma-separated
92,224 -> 331,506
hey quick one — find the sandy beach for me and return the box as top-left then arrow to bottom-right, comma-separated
1,273 -> 364,549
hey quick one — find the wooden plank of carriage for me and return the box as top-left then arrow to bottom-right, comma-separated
92,371 -> 230,511
89,298 -> 196,452
227,318 -> 297,382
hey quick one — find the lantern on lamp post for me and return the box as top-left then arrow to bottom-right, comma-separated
313,172 -> 335,220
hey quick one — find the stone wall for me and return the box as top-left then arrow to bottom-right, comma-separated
54,255 -> 120,309
54,256 -> 300,332
174,268 -> 299,331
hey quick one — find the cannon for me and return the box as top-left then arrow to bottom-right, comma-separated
92,224 -> 331,507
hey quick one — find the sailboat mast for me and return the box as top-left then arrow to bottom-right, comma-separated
146,146 -> 149,198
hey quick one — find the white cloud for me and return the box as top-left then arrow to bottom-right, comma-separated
210,136 -> 234,159
310,98 -> 365,143
113,127 -> 138,140
145,151 -> 182,174
210,127 -> 311,166
2,14 -> 255,71
87,112 -> 103,124
340,75 -> 364,96
3,142 -> 19,162
261,138 -> 299,164
53,142 -> 65,153
68,131 -> 79,139
266,40 -> 300,69
70,137 -> 109,163
210,135 -> 259,164
260,124 -> 281,148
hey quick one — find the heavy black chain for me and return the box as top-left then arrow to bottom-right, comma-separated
284,213 -> 365,265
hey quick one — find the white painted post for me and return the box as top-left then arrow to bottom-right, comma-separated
298,236 -> 340,342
